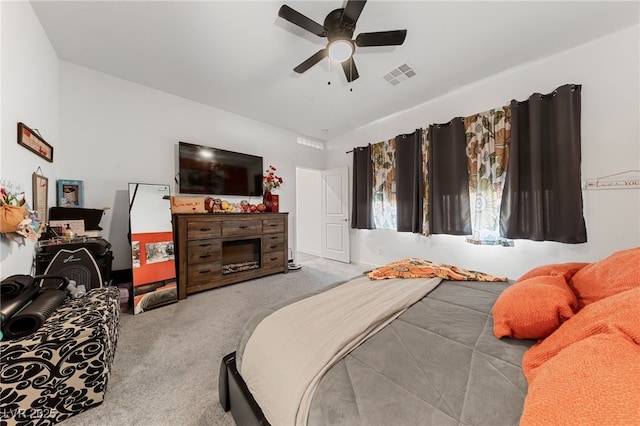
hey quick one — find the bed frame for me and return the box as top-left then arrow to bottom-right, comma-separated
219,352 -> 270,426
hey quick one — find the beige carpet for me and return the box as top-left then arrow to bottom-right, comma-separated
61,254 -> 365,426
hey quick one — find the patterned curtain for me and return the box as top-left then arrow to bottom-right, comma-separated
372,139 -> 397,230
464,106 -> 514,246
421,129 -> 430,236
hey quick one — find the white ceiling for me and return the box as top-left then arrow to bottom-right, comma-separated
30,1 -> 639,142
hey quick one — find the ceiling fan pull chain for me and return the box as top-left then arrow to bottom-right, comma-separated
350,60 -> 354,91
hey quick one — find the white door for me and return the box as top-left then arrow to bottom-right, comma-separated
321,166 -> 350,263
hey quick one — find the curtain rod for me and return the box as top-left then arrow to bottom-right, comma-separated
345,83 -> 577,155
346,146 -> 368,154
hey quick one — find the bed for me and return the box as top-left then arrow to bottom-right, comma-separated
219,250 -> 640,426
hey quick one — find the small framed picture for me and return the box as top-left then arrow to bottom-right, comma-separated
32,173 -> 49,223
18,122 -> 53,162
57,179 -> 84,208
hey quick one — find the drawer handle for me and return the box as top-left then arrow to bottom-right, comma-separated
199,227 -> 212,232
269,223 -> 278,227
269,236 -> 277,240
270,257 -> 278,261
199,254 -> 211,259
239,225 -> 249,229
270,245 -> 278,249
198,270 -> 211,274
199,243 -> 212,247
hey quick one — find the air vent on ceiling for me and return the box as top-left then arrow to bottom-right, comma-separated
383,62 -> 417,86
297,136 -> 324,150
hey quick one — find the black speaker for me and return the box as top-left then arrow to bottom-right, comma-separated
44,248 -> 103,290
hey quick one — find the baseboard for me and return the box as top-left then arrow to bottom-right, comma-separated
297,248 -> 322,257
352,260 -> 379,270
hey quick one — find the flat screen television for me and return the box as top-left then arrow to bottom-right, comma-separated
178,142 -> 263,196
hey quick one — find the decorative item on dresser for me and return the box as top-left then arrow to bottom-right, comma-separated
172,213 -> 288,299
263,191 -> 279,213
262,165 -> 283,212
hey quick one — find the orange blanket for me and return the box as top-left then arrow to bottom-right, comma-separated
520,287 -> 640,425
569,247 -> 640,308
365,258 -> 507,281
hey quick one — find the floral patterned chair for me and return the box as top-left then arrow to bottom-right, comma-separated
0,286 -> 120,426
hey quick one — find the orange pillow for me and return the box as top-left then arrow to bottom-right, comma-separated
522,287 -> 640,382
520,333 -> 640,426
493,275 -> 578,340
518,262 -> 589,282
569,247 -> 640,308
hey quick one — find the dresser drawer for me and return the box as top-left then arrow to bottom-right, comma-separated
187,220 -> 221,240
187,261 -> 221,286
262,233 -> 285,253
187,239 -> 221,264
222,219 -> 262,236
262,251 -> 285,270
263,218 -> 285,234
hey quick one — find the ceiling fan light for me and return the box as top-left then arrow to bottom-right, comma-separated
328,40 -> 353,63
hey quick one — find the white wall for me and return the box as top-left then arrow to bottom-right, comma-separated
295,167 -> 322,256
326,26 -> 640,279
58,62 -> 326,270
0,1 -> 59,277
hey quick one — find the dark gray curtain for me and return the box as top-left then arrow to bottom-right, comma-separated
351,145 -> 374,229
500,84 -> 586,243
428,119 -> 471,235
396,129 -> 424,233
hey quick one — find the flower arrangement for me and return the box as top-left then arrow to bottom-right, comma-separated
0,182 -> 41,243
263,165 -> 283,192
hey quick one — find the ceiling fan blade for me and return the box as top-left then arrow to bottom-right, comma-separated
293,49 -> 328,74
341,57 -> 360,82
343,0 -> 366,25
278,5 -> 326,37
355,30 -> 407,47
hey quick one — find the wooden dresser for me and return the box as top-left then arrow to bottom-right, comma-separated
172,212 -> 288,299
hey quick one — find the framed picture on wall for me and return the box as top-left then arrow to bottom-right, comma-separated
57,179 -> 84,208
18,122 -> 53,162
32,173 -> 49,223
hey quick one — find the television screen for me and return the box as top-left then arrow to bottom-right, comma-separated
178,142 -> 263,196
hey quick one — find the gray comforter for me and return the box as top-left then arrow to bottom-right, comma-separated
237,278 -> 535,426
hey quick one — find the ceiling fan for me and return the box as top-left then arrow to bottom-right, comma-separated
278,0 -> 407,82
